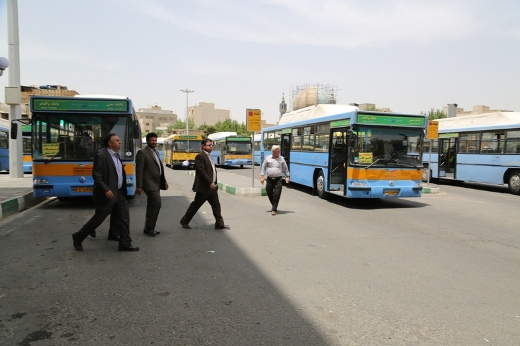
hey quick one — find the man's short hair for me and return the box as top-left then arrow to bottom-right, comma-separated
146,132 -> 158,141
201,138 -> 213,146
271,145 -> 281,152
103,133 -> 116,147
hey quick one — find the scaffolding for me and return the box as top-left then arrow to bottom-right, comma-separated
290,83 -> 338,111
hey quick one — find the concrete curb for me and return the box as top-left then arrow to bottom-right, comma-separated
186,171 -> 266,197
0,192 -> 47,220
422,186 -> 441,194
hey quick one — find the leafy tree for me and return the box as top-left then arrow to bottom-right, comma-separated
167,119 -> 196,133
423,108 -> 447,120
213,119 -> 252,136
198,124 -> 217,138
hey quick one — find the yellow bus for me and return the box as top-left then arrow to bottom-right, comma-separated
163,134 -> 203,169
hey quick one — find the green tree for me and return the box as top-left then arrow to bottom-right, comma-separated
423,108 -> 447,121
213,119 -> 252,136
198,124 -> 217,138
167,119 -> 196,133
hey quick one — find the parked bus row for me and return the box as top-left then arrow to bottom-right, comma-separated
423,111 -> 520,195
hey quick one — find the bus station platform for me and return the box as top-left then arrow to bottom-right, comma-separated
0,171 -> 440,221
0,174 -> 46,221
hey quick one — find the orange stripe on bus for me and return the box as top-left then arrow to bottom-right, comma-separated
33,163 -> 135,176
347,167 -> 422,180
226,155 -> 252,159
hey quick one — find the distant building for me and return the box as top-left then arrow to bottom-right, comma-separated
136,105 -> 177,135
189,102 -> 230,128
1,84 -> 79,121
291,84 -> 337,111
442,104 -> 514,116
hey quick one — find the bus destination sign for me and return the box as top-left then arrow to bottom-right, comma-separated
32,98 -> 129,112
357,114 -> 425,126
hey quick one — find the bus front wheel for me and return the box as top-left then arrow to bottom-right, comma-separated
507,171 -> 520,195
315,171 -> 328,199
422,166 -> 430,182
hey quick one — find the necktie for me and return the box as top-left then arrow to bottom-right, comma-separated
114,153 -> 123,189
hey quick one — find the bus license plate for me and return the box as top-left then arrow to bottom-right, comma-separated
237,161 -> 243,165
384,190 -> 399,196
73,187 -> 93,193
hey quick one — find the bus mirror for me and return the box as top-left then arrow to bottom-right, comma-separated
10,122 -> 18,139
134,121 -> 140,139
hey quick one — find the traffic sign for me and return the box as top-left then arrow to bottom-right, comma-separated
427,120 -> 439,139
246,109 -> 261,132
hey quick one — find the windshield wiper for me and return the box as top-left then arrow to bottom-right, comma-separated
365,158 -> 396,169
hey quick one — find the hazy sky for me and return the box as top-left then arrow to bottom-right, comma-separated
0,0 -> 519,125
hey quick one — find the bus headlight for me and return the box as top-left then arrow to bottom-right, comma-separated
350,181 -> 368,187
415,182 -> 423,187
34,178 -> 49,184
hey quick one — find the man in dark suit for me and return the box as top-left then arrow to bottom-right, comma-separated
136,132 -> 168,236
72,133 -> 139,252
180,138 -> 229,230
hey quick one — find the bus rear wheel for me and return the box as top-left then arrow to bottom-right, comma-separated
507,171 -> 520,195
315,171 -> 328,199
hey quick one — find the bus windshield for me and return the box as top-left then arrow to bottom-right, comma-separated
226,140 -> 251,154
32,114 -> 136,160
174,139 -> 201,152
350,126 -> 423,167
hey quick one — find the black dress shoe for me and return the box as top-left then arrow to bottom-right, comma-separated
143,229 -> 156,237
118,246 -> 139,251
180,222 -> 191,229
107,235 -> 120,241
153,230 -> 160,235
89,231 -> 96,238
215,224 -> 230,230
72,234 -> 83,251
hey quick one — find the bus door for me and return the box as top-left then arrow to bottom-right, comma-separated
330,128 -> 348,194
438,138 -> 457,179
281,133 -> 291,169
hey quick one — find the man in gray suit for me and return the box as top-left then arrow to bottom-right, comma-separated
136,132 -> 168,236
180,138 -> 229,230
72,133 -> 139,252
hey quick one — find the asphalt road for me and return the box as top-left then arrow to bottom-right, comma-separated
1,167 -> 519,345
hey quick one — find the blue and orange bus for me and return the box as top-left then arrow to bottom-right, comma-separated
0,118 -> 9,171
30,95 -> 142,199
422,111 -> 520,194
261,104 -> 426,199
0,119 -> 32,173
208,131 -> 252,167
253,133 -> 261,165
163,134 -> 203,169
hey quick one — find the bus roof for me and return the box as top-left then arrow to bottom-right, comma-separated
74,94 -> 129,99
142,137 -> 166,144
208,132 -> 237,140
437,112 -> 520,132
278,104 -> 358,125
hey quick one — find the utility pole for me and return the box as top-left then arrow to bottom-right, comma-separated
7,0 -> 23,178
180,89 -> 194,135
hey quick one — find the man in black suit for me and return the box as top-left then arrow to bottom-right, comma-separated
180,138 -> 229,230
136,132 -> 168,236
72,133 -> 139,252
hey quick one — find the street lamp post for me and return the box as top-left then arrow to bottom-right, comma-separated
180,89 -> 194,135
7,0 -> 23,178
